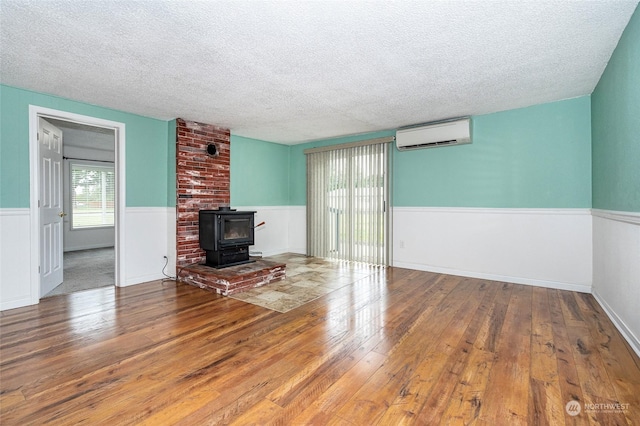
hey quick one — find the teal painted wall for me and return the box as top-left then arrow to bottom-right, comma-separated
592,5 -> 640,212
288,130 -> 396,206
288,97 -> 591,208
0,85 -> 172,208
395,97 -> 592,207
1,87 -> 594,210
230,135 -> 290,206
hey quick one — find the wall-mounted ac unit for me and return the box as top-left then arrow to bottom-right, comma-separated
396,117 -> 471,151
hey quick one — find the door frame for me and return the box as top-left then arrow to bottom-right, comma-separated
29,105 -> 126,302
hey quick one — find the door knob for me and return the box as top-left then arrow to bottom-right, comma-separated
58,212 -> 67,217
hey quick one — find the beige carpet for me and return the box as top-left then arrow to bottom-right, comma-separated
44,248 -> 115,297
229,253 -> 384,313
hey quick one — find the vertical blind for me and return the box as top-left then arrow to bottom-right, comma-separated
71,163 -> 115,229
306,139 -> 391,265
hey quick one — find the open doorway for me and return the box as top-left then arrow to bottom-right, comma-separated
43,119 -> 116,297
28,106 -> 126,303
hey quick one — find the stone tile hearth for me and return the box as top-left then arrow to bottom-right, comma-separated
177,253 -> 385,313
229,253 -> 384,313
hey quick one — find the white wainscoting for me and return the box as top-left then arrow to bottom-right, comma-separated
0,209 -> 33,310
122,207 -> 175,286
236,206 -> 306,257
0,207 -> 177,310
592,210 -> 640,357
392,207 -> 593,293
166,207 -> 176,277
287,206 -> 306,255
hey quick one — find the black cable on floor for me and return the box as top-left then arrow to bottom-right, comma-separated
161,257 -> 193,285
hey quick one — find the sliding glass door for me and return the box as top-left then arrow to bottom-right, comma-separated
306,139 -> 390,265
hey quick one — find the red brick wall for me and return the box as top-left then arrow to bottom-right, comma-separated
176,119 -> 230,267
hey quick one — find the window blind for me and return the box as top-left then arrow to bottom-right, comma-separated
306,141 -> 390,265
70,163 -> 115,229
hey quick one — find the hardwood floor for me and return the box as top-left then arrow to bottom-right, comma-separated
1,262 -> 639,425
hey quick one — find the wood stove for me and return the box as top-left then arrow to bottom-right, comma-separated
199,207 -> 256,268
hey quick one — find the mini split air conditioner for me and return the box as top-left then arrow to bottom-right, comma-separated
395,117 -> 471,151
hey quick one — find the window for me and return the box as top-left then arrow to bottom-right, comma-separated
70,163 -> 115,229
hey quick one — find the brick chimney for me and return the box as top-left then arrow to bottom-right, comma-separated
176,119 -> 230,268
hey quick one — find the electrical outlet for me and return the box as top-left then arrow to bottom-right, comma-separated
399,240 -> 405,249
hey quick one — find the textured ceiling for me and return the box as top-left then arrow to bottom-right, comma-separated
1,1 -> 637,144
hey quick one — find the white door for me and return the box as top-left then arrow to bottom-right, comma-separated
39,118 -> 64,296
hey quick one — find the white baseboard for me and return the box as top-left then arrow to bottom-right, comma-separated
1,295 -> 34,312
288,247 -> 307,255
592,289 -> 640,358
393,260 -> 592,293
123,272 -> 167,287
